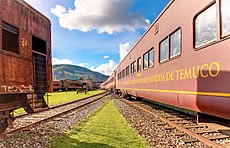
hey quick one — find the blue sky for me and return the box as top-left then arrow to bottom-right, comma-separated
24,0 -> 169,75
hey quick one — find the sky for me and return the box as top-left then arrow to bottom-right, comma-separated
24,0 -> 169,75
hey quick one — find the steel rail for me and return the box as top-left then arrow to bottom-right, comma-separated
122,99 -> 224,148
15,91 -> 108,119
0,92 -> 109,139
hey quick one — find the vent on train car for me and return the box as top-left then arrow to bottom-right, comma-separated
155,23 -> 159,35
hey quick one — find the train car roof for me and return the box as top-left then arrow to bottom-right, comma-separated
16,0 -> 51,24
114,0 -> 174,72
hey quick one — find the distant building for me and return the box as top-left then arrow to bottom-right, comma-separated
83,78 -> 95,90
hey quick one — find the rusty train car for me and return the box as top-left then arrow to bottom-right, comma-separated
58,79 -> 83,91
0,0 -> 52,133
101,0 -> 230,123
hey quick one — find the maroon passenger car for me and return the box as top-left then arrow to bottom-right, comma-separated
106,0 -> 230,122
100,72 -> 116,92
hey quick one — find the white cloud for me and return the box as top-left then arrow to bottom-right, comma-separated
90,60 -> 117,75
119,42 -> 131,62
104,56 -> 109,59
52,58 -> 89,67
52,58 -> 74,65
51,0 -> 150,34
77,63 -> 89,67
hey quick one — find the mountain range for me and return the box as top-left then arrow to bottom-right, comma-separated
52,64 -> 108,82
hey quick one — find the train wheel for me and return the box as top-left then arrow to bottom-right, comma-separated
0,112 -> 8,133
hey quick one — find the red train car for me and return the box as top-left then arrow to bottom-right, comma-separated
100,73 -> 116,92
0,0 -> 52,132
112,0 -> 230,122
52,81 -> 60,92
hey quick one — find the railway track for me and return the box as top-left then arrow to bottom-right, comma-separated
120,97 -> 230,148
0,92 -> 109,139
15,92 -> 108,118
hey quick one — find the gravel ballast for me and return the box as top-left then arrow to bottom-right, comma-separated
0,98 -> 107,148
114,98 -> 210,148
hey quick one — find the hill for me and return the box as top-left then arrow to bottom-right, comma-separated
52,64 -> 108,82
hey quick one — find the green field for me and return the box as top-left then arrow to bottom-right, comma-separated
44,90 -> 105,106
14,90 -> 105,115
51,99 -> 148,148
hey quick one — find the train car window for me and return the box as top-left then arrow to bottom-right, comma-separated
149,48 -> 154,67
170,29 -> 181,58
137,57 -> 141,72
122,69 -> 125,78
2,22 -> 19,54
160,38 -> 169,62
126,66 -> 129,76
133,61 -> 136,73
221,0 -> 230,37
195,4 -> 216,48
143,52 -> 148,69
130,63 -> 133,74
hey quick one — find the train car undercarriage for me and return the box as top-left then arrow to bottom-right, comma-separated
0,92 -> 48,133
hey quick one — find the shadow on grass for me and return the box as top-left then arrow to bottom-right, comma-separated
52,132 -> 116,148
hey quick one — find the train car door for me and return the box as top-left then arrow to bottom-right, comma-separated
32,36 -> 48,109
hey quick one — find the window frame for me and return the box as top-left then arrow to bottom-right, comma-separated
137,57 -> 141,72
159,37 -> 169,63
194,3 -> 217,49
159,28 -> 182,63
170,29 -> 182,58
143,52 -> 149,69
220,0 -> 230,38
130,63 -> 133,75
2,21 -> 19,54
149,48 -> 154,67
126,66 -> 129,77
122,69 -> 125,78
133,61 -> 136,74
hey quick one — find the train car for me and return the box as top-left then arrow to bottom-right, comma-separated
100,72 -> 116,92
52,81 -> 60,92
59,79 -> 83,91
0,0 -> 52,133
67,80 -> 83,91
114,0 -> 230,122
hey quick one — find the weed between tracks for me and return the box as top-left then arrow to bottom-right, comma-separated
50,99 -> 148,148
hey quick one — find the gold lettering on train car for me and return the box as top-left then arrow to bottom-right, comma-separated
159,74 -> 165,82
137,72 -> 141,77
175,69 -> 180,80
209,62 -> 220,77
192,66 -> 200,79
123,62 -> 221,85
166,71 -> 174,81
200,64 -> 209,78
184,68 -> 192,79
180,69 -> 186,80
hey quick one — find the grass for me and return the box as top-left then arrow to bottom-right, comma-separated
44,90 -> 105,106
50,99 -> 148,148
14,90 -> 105,115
